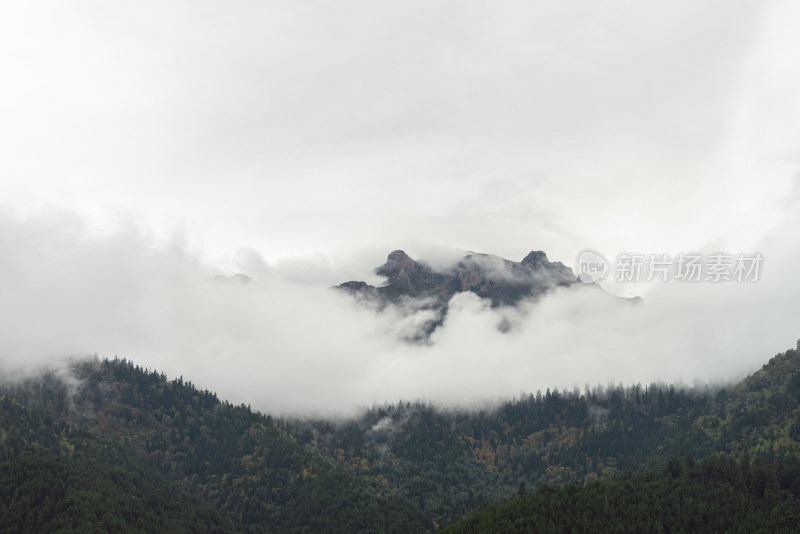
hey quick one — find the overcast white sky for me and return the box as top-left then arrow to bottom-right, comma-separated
1,1 -> 799,415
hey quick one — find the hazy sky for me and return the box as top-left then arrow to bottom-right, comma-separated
2,2 -> 799,415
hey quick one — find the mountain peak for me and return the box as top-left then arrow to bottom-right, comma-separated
339,248 -> 578,309
336,248 -> 583,339
374,249 -> 451,297
378,250 -> 416,273
387,249 -> 411,260
521,250 -> 549,268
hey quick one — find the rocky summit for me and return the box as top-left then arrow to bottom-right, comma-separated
337,249 -> 578,308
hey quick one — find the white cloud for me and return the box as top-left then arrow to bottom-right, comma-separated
2,2 -> 799,415
1,208 -> 798,417
1,2 -> 798,264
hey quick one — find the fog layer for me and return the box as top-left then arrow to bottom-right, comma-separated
1,209 -> 798,416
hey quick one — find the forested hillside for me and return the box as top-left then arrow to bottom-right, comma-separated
0,393 -> 236,533
443,453 -> 800,533
2,347 -> 799,531
4,360 -> 431,533
289,375 -> 717,521
694,347 -> 800,459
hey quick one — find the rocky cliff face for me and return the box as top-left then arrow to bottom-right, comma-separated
373,250 -> 456,298
337,249 -> 578,308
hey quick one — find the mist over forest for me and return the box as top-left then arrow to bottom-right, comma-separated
1,208 -> 798,416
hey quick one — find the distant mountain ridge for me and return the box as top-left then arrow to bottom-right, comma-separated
338,249 -> 578,308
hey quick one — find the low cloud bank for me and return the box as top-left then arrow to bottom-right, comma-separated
1,208 -> 798,417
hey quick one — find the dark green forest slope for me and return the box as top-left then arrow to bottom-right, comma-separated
0,393 -> 235,533
289,348 -> 800,522
290,382 -> 714,522
4,359 -> 431,533
443,453 -> 800,533
2,347 -> 799,531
